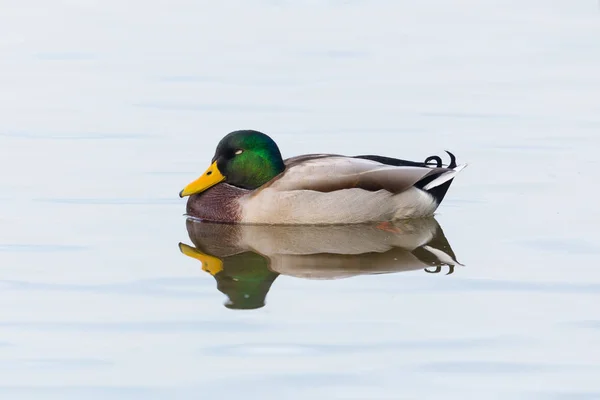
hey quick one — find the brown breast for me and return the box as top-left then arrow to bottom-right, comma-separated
185,183 -> 246,223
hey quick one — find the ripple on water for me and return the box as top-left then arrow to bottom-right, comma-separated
19,358 -> 113,369
419,361 -> 572,374
34,198 -> 180,205
0,320 -> 263,333
133,102 -> 311,113
201,336 -> 526,357
0,132 -> 153,140
34,52 -> 94,61
0,244 -> 86,252
0,278 -> 209,299
533,392 -> 600,400
516,238 -> 600,255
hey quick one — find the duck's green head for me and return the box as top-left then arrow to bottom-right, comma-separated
179,130 -> 285,197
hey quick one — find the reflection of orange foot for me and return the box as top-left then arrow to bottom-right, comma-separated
376,221 -> 402,233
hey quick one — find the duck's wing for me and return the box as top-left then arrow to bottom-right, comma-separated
272,155 -> 455,194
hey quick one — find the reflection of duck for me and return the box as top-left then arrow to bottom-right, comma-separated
178,217 -> 462,310
178,130 -> 467,224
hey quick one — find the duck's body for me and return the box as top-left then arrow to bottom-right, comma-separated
180,130 -> 467,225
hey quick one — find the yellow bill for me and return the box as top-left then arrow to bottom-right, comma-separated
178,243 -> 224,276
179,161 -> 225,198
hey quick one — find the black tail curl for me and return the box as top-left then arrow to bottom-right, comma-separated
425,151 -> 457,169
355,150 -> 457,169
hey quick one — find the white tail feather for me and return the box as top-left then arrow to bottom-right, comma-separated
423,164 -> 467,191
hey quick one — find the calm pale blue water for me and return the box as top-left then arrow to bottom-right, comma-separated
1,1 -> 600,399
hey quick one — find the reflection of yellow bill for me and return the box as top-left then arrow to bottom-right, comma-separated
179,161 -> 225,198
178,243 -> 223,276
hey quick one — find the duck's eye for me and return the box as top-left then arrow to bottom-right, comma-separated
235,149 -> 243,155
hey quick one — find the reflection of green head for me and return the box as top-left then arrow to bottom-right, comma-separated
213,252 -> 279,310
179,242 -> 279,310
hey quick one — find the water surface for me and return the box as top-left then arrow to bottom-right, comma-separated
1,1 -> 600,399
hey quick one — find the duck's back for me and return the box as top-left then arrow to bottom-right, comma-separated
238,155 -> 448,224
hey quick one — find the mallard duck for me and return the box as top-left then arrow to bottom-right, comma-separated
179,130 -> 467,224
